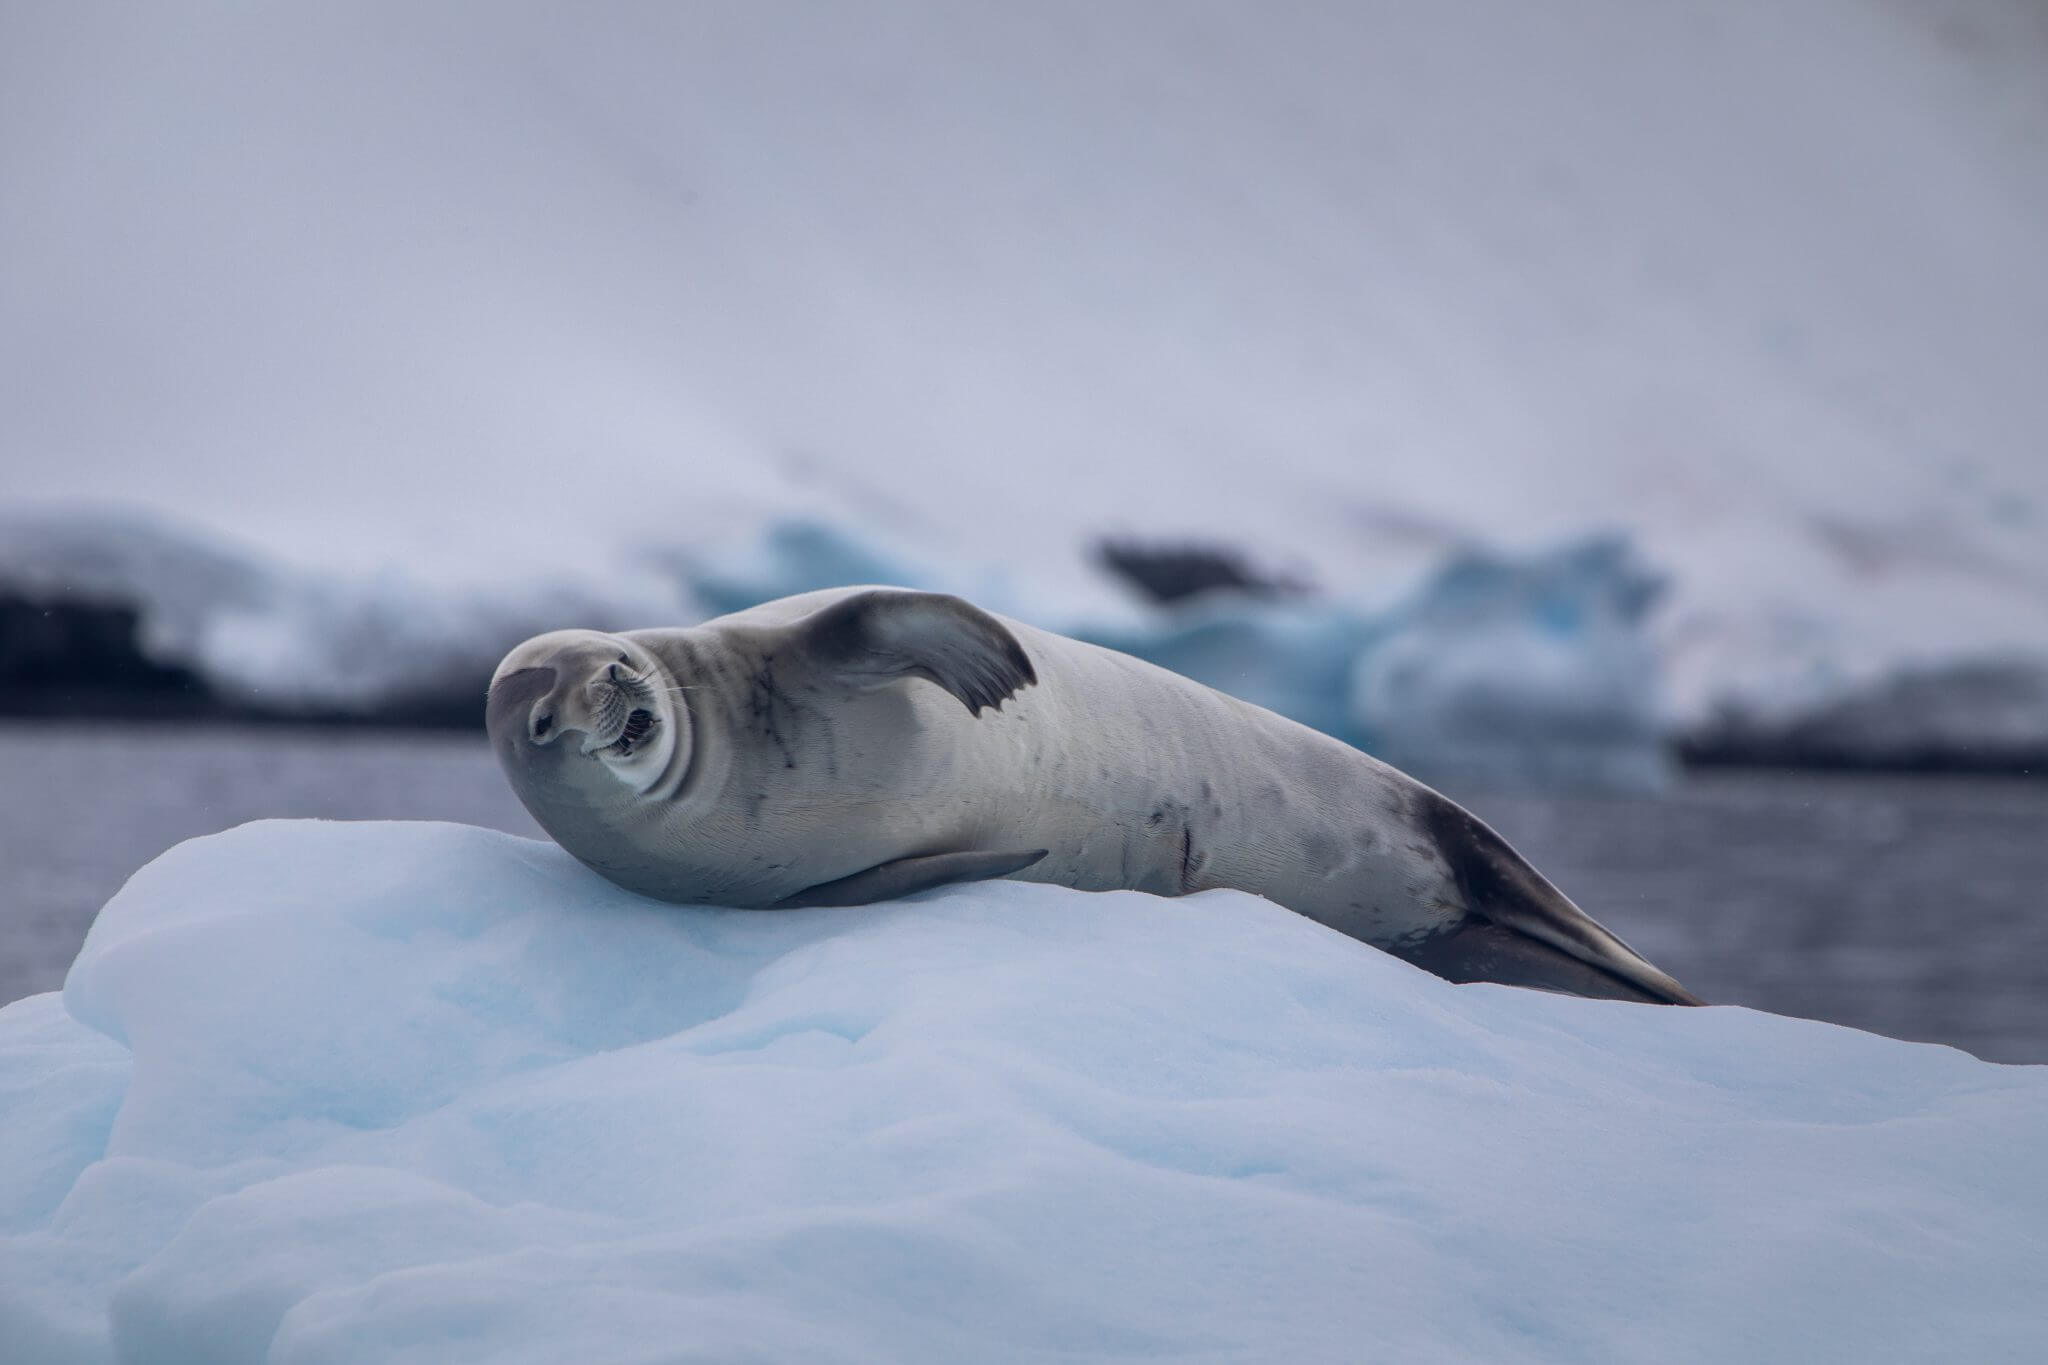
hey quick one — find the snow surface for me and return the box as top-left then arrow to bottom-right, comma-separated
3,819 -> 2044,1363
4,0 -> 2048,741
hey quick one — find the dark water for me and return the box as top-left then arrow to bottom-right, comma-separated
2,720 -> 2043,1062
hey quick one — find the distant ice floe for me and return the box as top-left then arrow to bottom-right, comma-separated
4,505 -> 2043,780
1688,656 -> 2048,771
2,820 -> 2043,1363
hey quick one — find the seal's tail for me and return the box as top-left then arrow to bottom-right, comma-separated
1404,791 -> 1705,1006
1395,915 -> 1702,1005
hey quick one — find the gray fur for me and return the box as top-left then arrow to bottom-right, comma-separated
487,586 -> 1702,1005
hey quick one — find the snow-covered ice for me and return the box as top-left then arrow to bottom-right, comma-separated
3,820 -> 2043,1363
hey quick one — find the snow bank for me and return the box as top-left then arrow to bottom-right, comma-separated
0,508 -> 692,714
3,820 -> 2042,1364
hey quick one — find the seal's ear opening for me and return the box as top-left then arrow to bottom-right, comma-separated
486,666 -> 559,750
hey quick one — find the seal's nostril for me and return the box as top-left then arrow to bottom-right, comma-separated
533,712 -> 554,739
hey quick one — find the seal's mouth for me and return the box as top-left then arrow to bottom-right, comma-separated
600,707 -> 657,758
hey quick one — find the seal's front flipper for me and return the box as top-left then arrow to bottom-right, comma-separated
793,589 -> 1037,715
771,848 -> 1049,909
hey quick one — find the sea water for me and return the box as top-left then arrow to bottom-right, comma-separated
1,721 -> 2042,1062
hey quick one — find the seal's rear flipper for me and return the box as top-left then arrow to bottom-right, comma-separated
1420,791 -> 1704,1006
794,589 -> 1038,715
772,849 -> 1049,908
1390,919 -> 1679,1004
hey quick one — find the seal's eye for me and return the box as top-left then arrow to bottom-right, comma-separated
618,652 -> 631,665
534,712 -> 553,738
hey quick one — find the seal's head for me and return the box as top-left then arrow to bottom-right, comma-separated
486,631 -> 687,811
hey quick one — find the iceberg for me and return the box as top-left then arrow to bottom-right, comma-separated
1075,601 -> 1371,749
676,520 -> 941,620
1074,537 -> 1670,789
1348,537 -> 1670,790
2,820 -> 2043,1363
